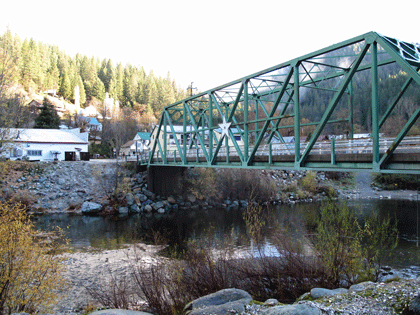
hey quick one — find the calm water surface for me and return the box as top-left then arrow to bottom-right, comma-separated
33,198 -> 420,269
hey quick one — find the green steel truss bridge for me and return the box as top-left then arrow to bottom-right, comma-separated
142,31 -> 420,174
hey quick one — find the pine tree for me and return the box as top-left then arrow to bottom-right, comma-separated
59,72 -> 71,100
91,77 -> 106,100
76,75 -> 86,105
34,98 -> 60,129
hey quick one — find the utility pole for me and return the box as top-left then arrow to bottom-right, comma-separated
187,82 -> 197,97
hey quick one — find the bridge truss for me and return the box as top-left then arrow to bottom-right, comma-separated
148,32 -> 420,173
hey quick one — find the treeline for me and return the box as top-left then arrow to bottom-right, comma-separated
0,29 -> 188,118
299,45 -> 420,136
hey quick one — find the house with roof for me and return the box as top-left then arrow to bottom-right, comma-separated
0,128 -> 89,161
120,132 -> 151,157
79,116 -> 103,132
133,132 -> 151,151
119,140 -> 136,157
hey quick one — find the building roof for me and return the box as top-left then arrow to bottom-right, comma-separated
121,140 -> 135,148
136,132 -> 151,140
80,116 -> 102,126
7,128 -> 88,144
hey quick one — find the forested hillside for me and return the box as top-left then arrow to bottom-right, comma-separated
0,29 -> 188,118
298,45 -> 420,136
1,28 -> 419,139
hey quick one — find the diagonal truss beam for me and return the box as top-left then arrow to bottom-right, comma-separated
299,42 -> 371,166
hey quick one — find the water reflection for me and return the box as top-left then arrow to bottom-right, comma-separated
33,199 -> 420,269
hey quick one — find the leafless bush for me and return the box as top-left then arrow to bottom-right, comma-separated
216,169 -> 277,202
85,269 -> 136,310
132,261 -> 182,315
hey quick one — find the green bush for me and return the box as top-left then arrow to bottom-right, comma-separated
314,200 -> 398,285
89,142 -> 112,157
372,173 -> 420,190
0,202 -> 67,314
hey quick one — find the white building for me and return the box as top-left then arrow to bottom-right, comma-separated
0,128 -> 89,161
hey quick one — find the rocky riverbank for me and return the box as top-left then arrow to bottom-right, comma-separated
1,160 -> 419,217
0,160 -> 334,215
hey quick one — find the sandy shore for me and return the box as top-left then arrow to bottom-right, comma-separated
54,244 -> 163,314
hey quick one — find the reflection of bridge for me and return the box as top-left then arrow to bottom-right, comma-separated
142,32 -> 420,174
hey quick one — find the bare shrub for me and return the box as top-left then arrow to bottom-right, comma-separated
132,260 -> 177,315
238,201 -> 329,301
85,268 -> 136,310
217,169 -> 277,202
184,168 -> 221,201
8,190 -> 35,209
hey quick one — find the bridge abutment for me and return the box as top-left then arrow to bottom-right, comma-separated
147,165 -> 186,197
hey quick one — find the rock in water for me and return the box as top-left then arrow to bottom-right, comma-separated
81,201 -> 102,214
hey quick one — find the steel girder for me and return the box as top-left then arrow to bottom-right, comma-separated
148,32 -> 420,174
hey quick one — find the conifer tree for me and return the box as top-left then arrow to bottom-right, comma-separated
76,75 -> 86,105
34,98 -> 60,129
91,77 -> 106,100
59,72 -> 72,100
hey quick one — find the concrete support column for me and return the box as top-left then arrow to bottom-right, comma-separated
147,165 -> 185,197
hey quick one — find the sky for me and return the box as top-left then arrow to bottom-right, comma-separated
1,0 -> 420,93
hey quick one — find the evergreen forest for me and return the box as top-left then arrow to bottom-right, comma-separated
1,28 -> 420,138
0,29 -> 188,120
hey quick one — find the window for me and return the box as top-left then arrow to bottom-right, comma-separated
27,150 -> 42,156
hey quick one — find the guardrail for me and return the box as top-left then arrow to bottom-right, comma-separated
157,136 -> 420,160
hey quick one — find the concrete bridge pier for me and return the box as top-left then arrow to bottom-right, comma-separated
147,165 -> 186,197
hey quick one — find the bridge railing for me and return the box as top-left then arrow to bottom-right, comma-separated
156,136 -> 420,163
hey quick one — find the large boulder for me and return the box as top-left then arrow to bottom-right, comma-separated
184,288 -> 252,315
409,294 -> 420,314
81,201 -> 102,214
310,287 -> 348,299
89,309 -> 153,315
262,303 -> 322,315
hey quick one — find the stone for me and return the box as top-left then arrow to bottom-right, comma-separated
310,287 -> 348,299
152,201 -> 164,210
81,201 -> 102,214
349,281 -> 374,293
409,294 -> 420,314
144,204 -> 153,212
184,288 -> 252,315
262,303 -> 322,315
118,207 -> 129,214
126,193 -> 134,205
89,309 -> 153,315
167,196 -> 176,204
265,298 -> 279,306
157,208 -> 165,214
224,199 -> 232,205
143,189 -> 154,198
187,194 -> 197,203
130,204 -> 140,213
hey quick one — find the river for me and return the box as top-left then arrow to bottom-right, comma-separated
32,198 -> 420,270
